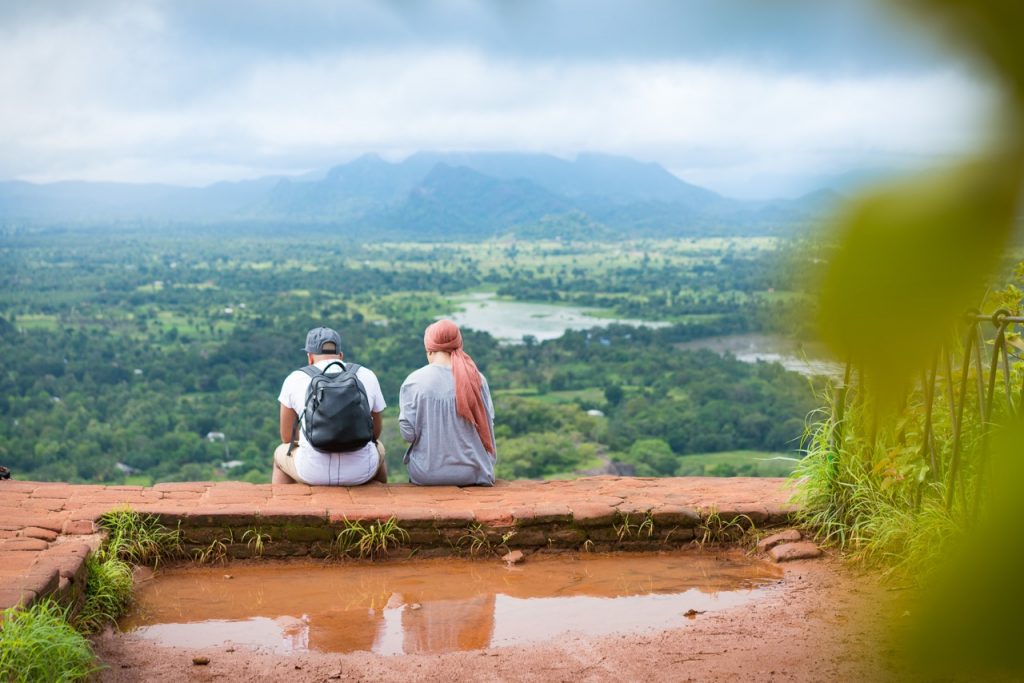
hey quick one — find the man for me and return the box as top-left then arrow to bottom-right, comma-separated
273,326 -> 387,485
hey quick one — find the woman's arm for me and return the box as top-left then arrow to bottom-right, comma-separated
398,380 -> 418,443
481,375 -> 497,458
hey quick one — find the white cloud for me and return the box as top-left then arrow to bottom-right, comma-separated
0,6 -> 997,197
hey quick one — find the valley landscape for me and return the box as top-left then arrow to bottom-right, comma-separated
3,2 -> 1022,681
0,157 -> 826,486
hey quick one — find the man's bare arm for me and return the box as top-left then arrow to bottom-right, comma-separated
372,411 -> 382,441
280,404 -> 298,444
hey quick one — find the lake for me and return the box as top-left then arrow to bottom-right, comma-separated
448,295 -> 842,378
448,292 -> 668,344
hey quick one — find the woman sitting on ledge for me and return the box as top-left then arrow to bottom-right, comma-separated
399,320 -> 496,486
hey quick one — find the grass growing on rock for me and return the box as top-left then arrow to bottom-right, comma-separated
332,517 -> 409,560
193,535 -> 233,565
457,523 -> 518,557
613,513 -> 655,542
98,508 -> 183,567
74,509 -> 182,633
74,552 -> 134,634
696,510 -> 756,547
242,528 -> 272,557
0,600 -> 100,682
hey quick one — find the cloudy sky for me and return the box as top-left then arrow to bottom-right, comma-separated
0,0 -> 999,198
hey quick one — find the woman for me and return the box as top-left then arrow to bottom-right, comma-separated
399,319 -> 496,486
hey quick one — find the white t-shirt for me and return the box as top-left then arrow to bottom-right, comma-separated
278,359 -> 387,486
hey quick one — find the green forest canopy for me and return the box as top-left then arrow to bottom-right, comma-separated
0,231 -> 820,484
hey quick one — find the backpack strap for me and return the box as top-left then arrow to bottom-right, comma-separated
299,364 -> 321,378
356,363 -> 378,445
321,360 -> 346,374
341,363 -> 374,443
301,361 -> 357,376
289,365 -> 322,454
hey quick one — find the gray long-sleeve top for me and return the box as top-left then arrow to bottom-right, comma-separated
399,364 -> 496,486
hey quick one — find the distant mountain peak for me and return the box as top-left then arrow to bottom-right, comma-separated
0,150 -> 839,236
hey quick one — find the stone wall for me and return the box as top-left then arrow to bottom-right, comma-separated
0,476 -> 796,611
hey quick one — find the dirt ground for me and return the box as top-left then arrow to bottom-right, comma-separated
89,554 -> 912,683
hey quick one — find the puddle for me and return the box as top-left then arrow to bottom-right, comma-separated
120,552 -> 782,655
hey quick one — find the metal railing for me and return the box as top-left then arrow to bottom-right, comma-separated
832,309 -> 1022,514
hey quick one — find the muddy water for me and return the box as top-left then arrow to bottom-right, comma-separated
120,552 -> 782,656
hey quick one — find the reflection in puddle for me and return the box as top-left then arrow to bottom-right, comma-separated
120,552 -> 782,655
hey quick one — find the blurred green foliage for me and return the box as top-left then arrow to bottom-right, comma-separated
810,1 -> 1024,678
818,3 -> 1024,404
818,158 -> 1021,403
903,422 -> 1024,678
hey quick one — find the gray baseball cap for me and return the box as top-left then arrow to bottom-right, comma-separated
303,326 -> 341,354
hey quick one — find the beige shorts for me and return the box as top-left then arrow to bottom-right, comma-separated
273,441 -> 385,485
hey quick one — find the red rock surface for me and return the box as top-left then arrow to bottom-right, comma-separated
757,528 -> 803,552
0,476 -> 796,610
769,541 -> 823,562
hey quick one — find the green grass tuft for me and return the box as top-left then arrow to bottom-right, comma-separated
98,508 -> 183,568
74,552 -> 134,634
332,517 -> 409,560
242,528 -> 272,557
0,601 -> 100,682
192,534 -> 232,565
696,509 -> 756,547
613,512 -> 655,542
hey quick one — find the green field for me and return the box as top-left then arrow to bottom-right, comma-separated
674,450 -> 799,477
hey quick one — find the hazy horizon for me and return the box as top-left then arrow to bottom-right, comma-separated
0,0 -> 998,199
0,149 -> 900,200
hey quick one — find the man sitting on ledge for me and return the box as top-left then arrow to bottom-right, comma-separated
273,326 -> 388,485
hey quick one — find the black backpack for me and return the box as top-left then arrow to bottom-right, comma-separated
294,361 -> 375,452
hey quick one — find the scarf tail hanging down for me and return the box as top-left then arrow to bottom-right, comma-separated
424,320 -> 496,456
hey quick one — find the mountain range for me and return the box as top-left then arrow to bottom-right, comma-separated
0,152 -> 841,238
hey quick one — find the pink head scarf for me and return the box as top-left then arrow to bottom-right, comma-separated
424,320 -> 495,456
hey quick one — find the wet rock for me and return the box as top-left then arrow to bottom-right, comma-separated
757,529 -> 802,553
769,542 -> 822,562
683,609 -> 706,619
192,656 -> 210,666
502,550 -> 524,565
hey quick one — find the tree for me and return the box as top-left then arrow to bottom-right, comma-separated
625,438 -> 676,476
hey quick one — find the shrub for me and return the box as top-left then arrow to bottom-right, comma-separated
0,600 -> 99,682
